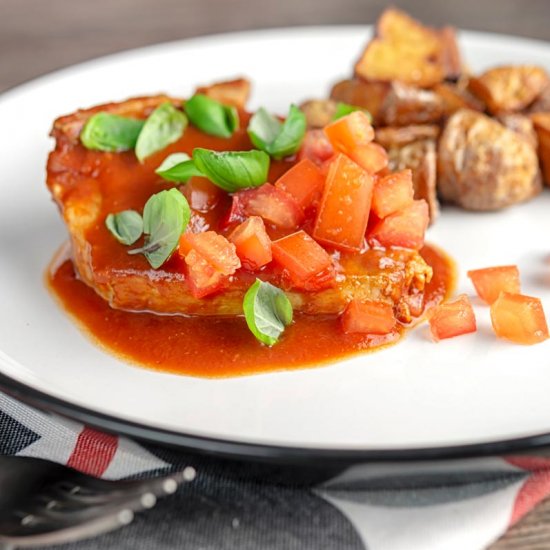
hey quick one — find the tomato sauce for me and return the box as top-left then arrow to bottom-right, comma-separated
46,244 -> 454,378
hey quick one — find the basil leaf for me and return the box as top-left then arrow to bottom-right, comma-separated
155,153 -> 203,182
243,279 -> 293,346
332,102 -> 372,122
80,113 -> 144,152
129,189 -> 190,269
247,104 -> 306,159
185,94 -> 239,138
135,103 -> 188,163
192,148 -> 269,192
105,210 -> 143,245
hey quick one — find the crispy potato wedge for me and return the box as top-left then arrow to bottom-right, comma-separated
195,78 -> 251,109
438,109 -> 542,210
380,82 -> 445,126
386,139 -> 439,222
330,79 -> 390,124
354,9 -> 461,87
300,99 -> 337,128
468,66 -> 549,114
531,112 -> 550,185
375,125 -> 440,148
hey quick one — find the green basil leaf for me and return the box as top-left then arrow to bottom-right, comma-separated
155,153 -> 203,182
185,94 -> 239,138
135,103 -> 188,163
80,113 -> 144,152
247,104 -> 306,160
128,189 -> 190,269
192,148 -> 269,192
332,102 -> 372,122
105,210 -> 143,245
243,279 -> 293,346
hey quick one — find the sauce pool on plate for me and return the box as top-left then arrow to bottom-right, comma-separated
47,243 -> 455,378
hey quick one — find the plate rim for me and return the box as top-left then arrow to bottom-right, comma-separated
3,371 -> 550,463
2,26 -> 550,462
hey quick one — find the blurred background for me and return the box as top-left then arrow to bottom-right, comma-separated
2,0 -> 549,93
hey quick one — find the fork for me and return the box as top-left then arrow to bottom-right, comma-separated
0,455 -> 196,549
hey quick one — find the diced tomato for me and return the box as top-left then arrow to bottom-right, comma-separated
429,294 -> 477,342
232,184 -> 304,229
181,176 -> 222,213
179,231 -> 240,274
183,249 -> 228,298
298,129 -> 334,166
274,159 -> 325,211
349,143 -> 389,174
371,170 -> 414,218
179,231 -> 241,298
228,216 -> 272,271
271,230 -> 335,290
324,111 -> 375,154
467,265 -> 520,305
341,300 -> 396,335
313,154 -> 373,251
490,292 -> 549,345
367,199 -> 429,250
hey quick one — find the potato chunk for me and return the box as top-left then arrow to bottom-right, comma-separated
330,79 -> 390,124
468,66 -> 549,114
386,139 -> 439,222
531,112 -> 550,186
354,8 -> 461,87
195,78 -> 251,109
380,82 -> 445,126
438,109 -> 542,210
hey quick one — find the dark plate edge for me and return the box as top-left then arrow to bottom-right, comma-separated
3,372 -> 550,465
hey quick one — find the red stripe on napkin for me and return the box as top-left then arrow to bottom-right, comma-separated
67,427 -> 118,477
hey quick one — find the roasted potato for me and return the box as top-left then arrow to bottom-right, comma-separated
531,112 -> 550,185
438,109 -> 542,210
300,99 -> 337,128
468,66 -> 549,114
387,139 -> 439,221
380,82 -> 445,126
330,79 -> 389,124
354,9 -> 461,87
497,114 -> 538,149
433,82 -> 484,116
195,78 -> 251,109
375,125 -> 440,148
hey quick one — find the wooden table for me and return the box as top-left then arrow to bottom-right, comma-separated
2,1 -> 549,547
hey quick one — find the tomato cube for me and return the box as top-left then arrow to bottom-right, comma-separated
324,111 -> 375,154
341,300 -> 396,335
371,170 -> 414,218
313,154 -> 373,251
271,230 -> 335,290
429,294 -> 477,341
232,184 -> 304,229
349,143 -> 389,174
467,265 -> 520,305
179,231 -> 241,298
179,231 -> 240,275
228,216 -> 272,271
181,176 -> 222,213
298,129 -> 334,166
184,249 -> 228,299
490,292 -> 549,345
367,199 -> 429,250
274,159 -> 325,210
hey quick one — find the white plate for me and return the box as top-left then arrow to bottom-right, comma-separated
1,27 -> 549,456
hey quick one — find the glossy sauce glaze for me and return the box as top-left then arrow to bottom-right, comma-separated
47,244 -> 454,378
